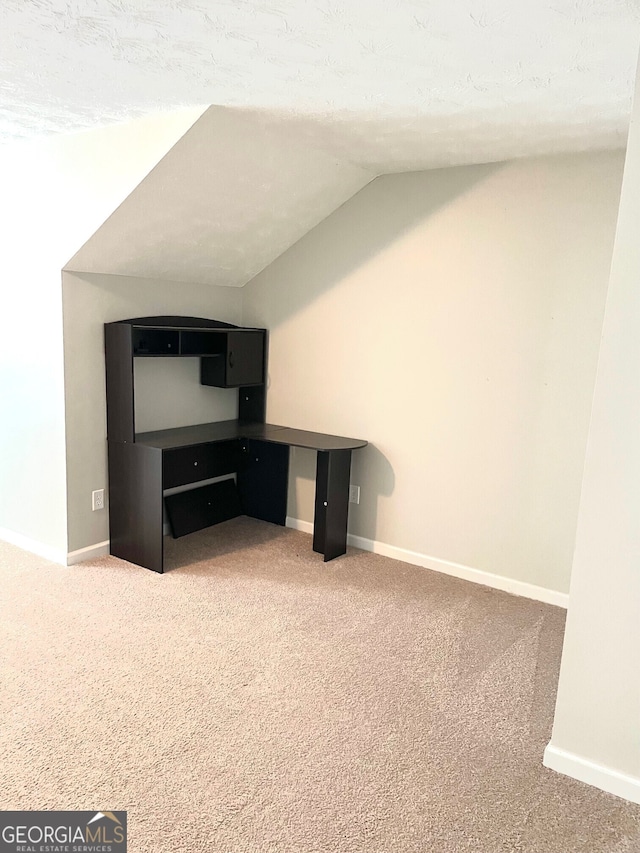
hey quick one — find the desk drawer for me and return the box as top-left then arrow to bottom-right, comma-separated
163,440 -> 242,489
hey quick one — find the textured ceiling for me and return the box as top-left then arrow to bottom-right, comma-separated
66,107 -> 372,286
1,0 -> 640,169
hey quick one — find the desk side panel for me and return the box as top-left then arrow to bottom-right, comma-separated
108,441 -> 164,572
314,449 -> 352,561
105,323 -> 135,443
237,439 -> 289,526
238,385 -> 266,424
239,329 -> 267,423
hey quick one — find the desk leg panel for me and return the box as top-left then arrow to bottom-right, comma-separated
313,449 -> 352,561
108,441 -> 164,573
237,439 -> 289,526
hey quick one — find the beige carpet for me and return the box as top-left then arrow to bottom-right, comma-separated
1,517 -> 639,852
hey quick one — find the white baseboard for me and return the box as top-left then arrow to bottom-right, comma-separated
544,744 -> 640,804
66,540 -> 110,565
285,517 -> 569,609
286,517 -> 314,535
0,527 -> 67,566
69,525 -> 171,563
3,516 -> 569,609
0,528 -> 112,567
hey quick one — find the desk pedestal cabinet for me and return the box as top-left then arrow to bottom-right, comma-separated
105,317 -> 367,573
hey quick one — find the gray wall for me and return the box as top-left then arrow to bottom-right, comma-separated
62,271 -> 243,554
546,60 -> 640,801
243,151 -> 625,594
0,110 -> 204,557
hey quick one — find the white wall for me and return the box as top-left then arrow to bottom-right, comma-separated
243,151 -> 624,595
545,62 -> 640,803
0,109 -> 205,558
62,271 -> 243,554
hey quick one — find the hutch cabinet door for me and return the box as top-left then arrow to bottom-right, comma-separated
226,331 -> 264,386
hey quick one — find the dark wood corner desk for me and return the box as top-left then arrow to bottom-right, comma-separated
105,316 -> 367,573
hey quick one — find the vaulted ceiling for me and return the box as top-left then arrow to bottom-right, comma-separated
2,0 -> 639,171
66,106 -> 373,286
4,2 -> 639,288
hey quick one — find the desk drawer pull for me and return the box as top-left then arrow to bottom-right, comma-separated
163,441 -> 243,489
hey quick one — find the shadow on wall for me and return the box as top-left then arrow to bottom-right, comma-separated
251,161 -> 506,328
350,444 -> 395,541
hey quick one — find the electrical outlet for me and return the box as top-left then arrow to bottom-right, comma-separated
92,489 -> 105,511
349,485 -> 360,505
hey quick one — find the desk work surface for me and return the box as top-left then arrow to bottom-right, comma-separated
259,427 -> 367,451
135,420 -> 367,452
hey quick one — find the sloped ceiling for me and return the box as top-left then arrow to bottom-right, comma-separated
65,107 -> 373,286
1,0 -> 640,171
5,2 -> 640,287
